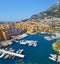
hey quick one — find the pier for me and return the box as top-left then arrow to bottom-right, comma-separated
0,49 -> 24,58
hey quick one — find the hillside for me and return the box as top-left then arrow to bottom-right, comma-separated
29,4 -> 60,21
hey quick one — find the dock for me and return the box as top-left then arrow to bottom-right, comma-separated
0,49 -> 24,58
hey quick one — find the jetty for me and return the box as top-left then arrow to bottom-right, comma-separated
0,49 -> 24,58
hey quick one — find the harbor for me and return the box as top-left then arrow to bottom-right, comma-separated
0,33 -> 38,60
0,34 -> 59,64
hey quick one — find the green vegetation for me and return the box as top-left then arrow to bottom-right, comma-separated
52,39 -> 60,54
29,4 -> 60,21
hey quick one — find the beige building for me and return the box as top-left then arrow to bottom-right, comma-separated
0,30 -> 10,41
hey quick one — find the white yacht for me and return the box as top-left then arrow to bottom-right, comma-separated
0,48 -> 8,58
44,36 -> 51,41
16,49 -> 24,54
16,33 -> 28,40
20,40 -> 27,45
16,41 -> 19,43
49,54 -> 57,61
19,40 -> 38,47
49,57 -> 56,61
8,41 -> 13,45
33,42 -> 37,47
50,35 -> 57,40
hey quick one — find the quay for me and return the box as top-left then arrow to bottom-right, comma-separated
0,49 -> 24,58
0,33 -> 28,46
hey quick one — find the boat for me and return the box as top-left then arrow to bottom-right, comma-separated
49,57 -> 56,61
16,49 -> 24,54
28,42 -> 33,46
5,48 -> 8,51
0,53 -> 5,58
49,54 -> 57,61
0,48 -> 8,58
20,40 -> 27,45
44,36 -> 51,41
4,48 -> 15,59
4,54 -> 10,59
9,48 -> 15,52
12,55 -> 15,59
16,41 -> 19,43
16,33 -> 28,40
9,48 -> 15,58
33,41 -> 37,47
8,41 -> 13,45
20,40 -> 38,47
41,32 -> 47,34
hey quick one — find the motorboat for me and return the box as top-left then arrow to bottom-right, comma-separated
49,54 -> 57,61
20,40 -> 38,47
33,42 -> 37,47
4,54 -> 10,59
44,36 -> 51,41
49,57 -> 56,61
16,49 -> 24,54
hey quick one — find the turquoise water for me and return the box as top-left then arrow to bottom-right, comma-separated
0,34 -> 59,64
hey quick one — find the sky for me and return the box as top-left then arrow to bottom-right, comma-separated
0,0 -> 57,22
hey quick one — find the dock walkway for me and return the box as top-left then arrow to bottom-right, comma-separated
0,49 -> 24,58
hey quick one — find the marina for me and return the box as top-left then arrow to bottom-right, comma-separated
44,32 -> 60,41
0,0 -> 60,64
44,35 -> 57,41
0,34 -> 59,64
16,33 -> 28,40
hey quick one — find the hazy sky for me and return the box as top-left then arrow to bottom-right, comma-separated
0,0 -> 57,21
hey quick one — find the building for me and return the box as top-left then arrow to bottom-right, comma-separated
0,30 -> 10,41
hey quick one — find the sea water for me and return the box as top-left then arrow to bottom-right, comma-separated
0,34 -> 59,64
